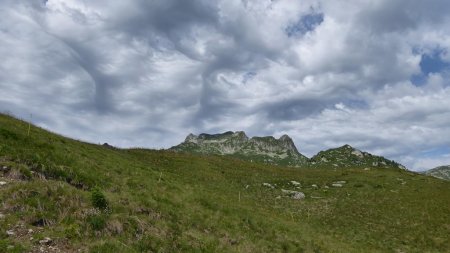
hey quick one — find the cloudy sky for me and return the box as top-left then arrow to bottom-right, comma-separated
1,0 -> 450,171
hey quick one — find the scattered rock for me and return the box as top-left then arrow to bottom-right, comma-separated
28,228 -> 33,234
290,181 -> 301,186
291,192 -> 305,200
275,195 -> 281,199
0,181 -> 7,186
229,239 -> 239,245
332,183 -> 343,187
364,167 -> 370,171
39,237 -> 52,245
6,230 -> 15,236
281,189 -> 305,200
311,184 -> 318,188
245,185 -> 249,189
324,185 -> 329,189
0,213 -> 4,219
334,181 -> 346,184
262,183 -> 274,189
351,150 -> 364,158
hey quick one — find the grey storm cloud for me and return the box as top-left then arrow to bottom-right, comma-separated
1,0 -> 450,171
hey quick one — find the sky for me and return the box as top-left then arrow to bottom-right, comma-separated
1,0 -> 450,171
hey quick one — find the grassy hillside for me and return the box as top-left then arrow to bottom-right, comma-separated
0,114 -> 449,252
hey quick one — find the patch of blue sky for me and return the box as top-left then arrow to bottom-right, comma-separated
411,48 -> 450,86
343,99 -> 369,110
417,145 -> 450,158
285,12 -> 324,37
242,71 -> 257,84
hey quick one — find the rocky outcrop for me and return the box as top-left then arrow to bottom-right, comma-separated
171,131 -> 308,166
310,144 -> 405,169
425,165 -> 450,180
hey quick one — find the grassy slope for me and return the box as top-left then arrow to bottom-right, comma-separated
0,114 -> 449,253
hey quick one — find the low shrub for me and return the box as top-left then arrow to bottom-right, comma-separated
91,187 -> 109,210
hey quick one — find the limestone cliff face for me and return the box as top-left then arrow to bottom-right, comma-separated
247,135 -> 298,155
183,131 -> 249,154
171,131 -> 308,166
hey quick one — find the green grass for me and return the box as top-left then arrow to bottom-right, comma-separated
0,113 -> 449,252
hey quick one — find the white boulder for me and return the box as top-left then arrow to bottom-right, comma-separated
290,181 -> 301,186
262,183 -> 274,189
281,189 -> 305,200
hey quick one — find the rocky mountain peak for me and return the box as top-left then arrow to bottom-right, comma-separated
279,135 -> 298,153
185,133 -> 197,142
233,131 -> 249,141
171,131 -> 308,166
279,134 -> 292,142
184,131 -> 249,143
340,144 -> 354,150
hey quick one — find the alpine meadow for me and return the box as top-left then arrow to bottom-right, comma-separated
1,114 -> 449,252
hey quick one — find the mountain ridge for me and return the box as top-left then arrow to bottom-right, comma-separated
171,131 -> 407,170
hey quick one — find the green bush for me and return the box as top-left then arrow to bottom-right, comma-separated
91,187 -> 109,210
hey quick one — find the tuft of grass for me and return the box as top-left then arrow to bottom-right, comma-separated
88,214 -> 108,231
0,240 -> 28,253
